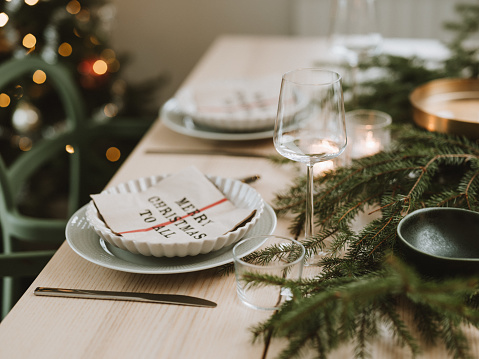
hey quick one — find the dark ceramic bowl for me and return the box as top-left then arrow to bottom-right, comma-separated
397,207 -> 479,277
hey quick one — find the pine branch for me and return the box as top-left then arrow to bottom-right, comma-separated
245,5 -> 479,358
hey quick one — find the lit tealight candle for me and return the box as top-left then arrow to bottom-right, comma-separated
346,110 -> 392,162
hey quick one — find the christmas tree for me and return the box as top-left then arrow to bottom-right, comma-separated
0,0 -> 163,217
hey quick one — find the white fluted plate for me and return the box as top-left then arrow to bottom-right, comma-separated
66,204 -> 276,274
85,174 -> 264,257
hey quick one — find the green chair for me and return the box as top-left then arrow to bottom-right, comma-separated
0,56 -> 89,319
0,56 -> 154,319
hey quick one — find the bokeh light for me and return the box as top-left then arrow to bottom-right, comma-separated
25,0 -> 39,5
58,42 -> 73,57
0,93 -> 10,107
93,59 -> 108,75
66,0 -> 81,15
101,49 -> 116,60
19,137 -> 33,151
108,59 -> 120,72
22,34 -> 36,49
90,36 -> 100,45
103,103 -> 118,118
0,13 -> 9,27
76,9 -> 90,22
106,147 -> 121,162
65,144 -> 75,154
32,70 -> 47,84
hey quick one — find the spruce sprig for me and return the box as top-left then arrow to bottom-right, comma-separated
248,256 -> 479,359
246,126 -> 479,358
241,4 -> 479,357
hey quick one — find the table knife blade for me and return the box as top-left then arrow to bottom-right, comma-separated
34,287 -> 217,308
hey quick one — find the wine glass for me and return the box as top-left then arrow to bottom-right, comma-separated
329,0 -> 382,101
273,68 -> 347,264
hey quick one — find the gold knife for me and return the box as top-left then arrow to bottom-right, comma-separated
34,287 -> 217,308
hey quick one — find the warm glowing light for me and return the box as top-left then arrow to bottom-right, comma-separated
108,59 -> 120,72
32,70 -> 46,84
58,42 -> 73,57
103,103 -> 118,118
101,49 -> 116,60
65,144 -> 75,154
353,131 -> 382,158
363,131 -> 381,153
89,36 -> 100,45
76,9 -> 90,22
25,0 -> 39,5
19,137 -> 33,151
93,60 -> 108,75
0,93 -> 10,107
22,33 -> 36,49
106,147 -> 121,162
66,0 -> 81,14
0,13 -> 9,27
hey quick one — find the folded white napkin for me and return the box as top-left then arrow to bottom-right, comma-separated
91,167 -> 256,243
176,76 -> 280,120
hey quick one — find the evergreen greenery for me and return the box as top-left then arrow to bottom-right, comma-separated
243,3 -> 479,358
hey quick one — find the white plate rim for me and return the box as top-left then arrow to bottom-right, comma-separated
66,203 -> 277,274
161,98 -> 274,141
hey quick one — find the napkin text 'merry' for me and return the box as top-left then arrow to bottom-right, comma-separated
144,196 -> 219,240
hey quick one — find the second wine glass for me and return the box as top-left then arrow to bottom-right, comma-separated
273,68 -> 347,264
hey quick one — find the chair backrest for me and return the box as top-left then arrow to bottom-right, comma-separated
0,56 -> 88,231
0,56 -> 91,319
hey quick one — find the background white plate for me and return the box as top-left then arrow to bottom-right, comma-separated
161,99 -> 274,141
66,204 -> 277,274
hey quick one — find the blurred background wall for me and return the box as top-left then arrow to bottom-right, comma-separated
108,0 -> 472,106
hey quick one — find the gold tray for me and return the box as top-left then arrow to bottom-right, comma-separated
409,78 -> 479,138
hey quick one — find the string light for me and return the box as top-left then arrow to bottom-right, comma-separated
22,33 -> 36,49
103,103 -> 118,118
19,137 -> 33,151
101,49 -> 120,72
106,147 -> 121,162
101,49 -> 116,60
66,0 -> 81,15
0,13 -> 9,27
108,59 -> 120,72
89,36 -> 100,45
0,93 -> 10,107
65,144 -> 75,154
93,60 -> 108,75
58,42 -> 73,57
32,70 -> 46,84
76,9 -> 90,22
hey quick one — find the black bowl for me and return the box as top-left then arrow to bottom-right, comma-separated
397,207 -> 479,277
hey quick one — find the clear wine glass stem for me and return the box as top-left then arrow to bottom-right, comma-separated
305,163 -> 314,242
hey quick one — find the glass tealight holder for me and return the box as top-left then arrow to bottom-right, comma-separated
345,109 -> 392,162
233,235 -> 305,311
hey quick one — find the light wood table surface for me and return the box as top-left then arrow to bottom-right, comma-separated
0,35 -> 476,359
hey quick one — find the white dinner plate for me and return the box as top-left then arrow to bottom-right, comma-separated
66,203 -> 277,274
160,98 -> 274,141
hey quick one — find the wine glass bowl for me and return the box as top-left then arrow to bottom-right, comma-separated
329,0 -> 382,65
274,69 -> 347,165
273,68 -> 347,263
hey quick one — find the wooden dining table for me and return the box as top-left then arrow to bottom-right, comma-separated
0,35 -> 476,359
